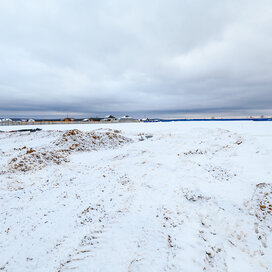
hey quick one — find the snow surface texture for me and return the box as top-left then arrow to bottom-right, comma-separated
0,122 -> 272,272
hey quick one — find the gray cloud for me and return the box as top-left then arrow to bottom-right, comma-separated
0,0 -> 272,118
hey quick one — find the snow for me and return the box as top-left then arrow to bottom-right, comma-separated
0,121 -> 272,272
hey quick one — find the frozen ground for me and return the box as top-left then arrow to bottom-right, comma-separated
0,121 -> 272,272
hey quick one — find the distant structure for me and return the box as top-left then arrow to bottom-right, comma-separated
91,117 -> 103,122
102,115 -> 116,122
118,115 -> 136,122
0,118 -> 13,125
63,117 -> 74,122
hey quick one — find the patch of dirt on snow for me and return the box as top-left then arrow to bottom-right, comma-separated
181,129 -> 244,157
9,148 -> 69,172
54,129 -> 132,151
182,188 -> 211,202
138,132 -> 153,141
252,183 -> 272,221
205,165 -> 237,182
8,129 -> 132,173
249,183 -> 272,248
183,149 -> 207,155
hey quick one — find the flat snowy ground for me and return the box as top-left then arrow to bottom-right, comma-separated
0,122 -> 272,272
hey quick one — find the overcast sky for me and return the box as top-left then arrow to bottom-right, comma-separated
0,0 -> 272,118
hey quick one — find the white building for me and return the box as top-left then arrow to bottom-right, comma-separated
118,115 -> 136,122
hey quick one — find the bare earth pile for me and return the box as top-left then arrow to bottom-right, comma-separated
8,129 -> 132,172
253,183 -> 272,220
54,129 -> 131,151
250,183 -> 272,249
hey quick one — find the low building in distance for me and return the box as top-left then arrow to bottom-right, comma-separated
118,115 -> 137,122
101,115 -> 116,122
63,117 -> 75,122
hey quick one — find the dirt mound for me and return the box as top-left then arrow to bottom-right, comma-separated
8,129 -> 132,172
9,149 -> 69,172
54,129 -> 131,152
250,183 -> 272,248
252,183 -> 272,220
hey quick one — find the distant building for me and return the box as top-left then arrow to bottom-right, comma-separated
102,115 -> 116,122
91,117 -> 103,122
0,118 -> 12,123
63,117 -> 74,122
118,115 -> 136,122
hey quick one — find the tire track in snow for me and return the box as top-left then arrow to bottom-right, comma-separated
58,165 -> 136,271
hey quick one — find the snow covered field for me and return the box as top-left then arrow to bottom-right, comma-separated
0,121 -> 272,272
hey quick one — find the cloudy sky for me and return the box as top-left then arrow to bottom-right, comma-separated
0,0 -> 272,118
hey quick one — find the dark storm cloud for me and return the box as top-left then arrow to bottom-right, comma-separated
0,0 -> 272,118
